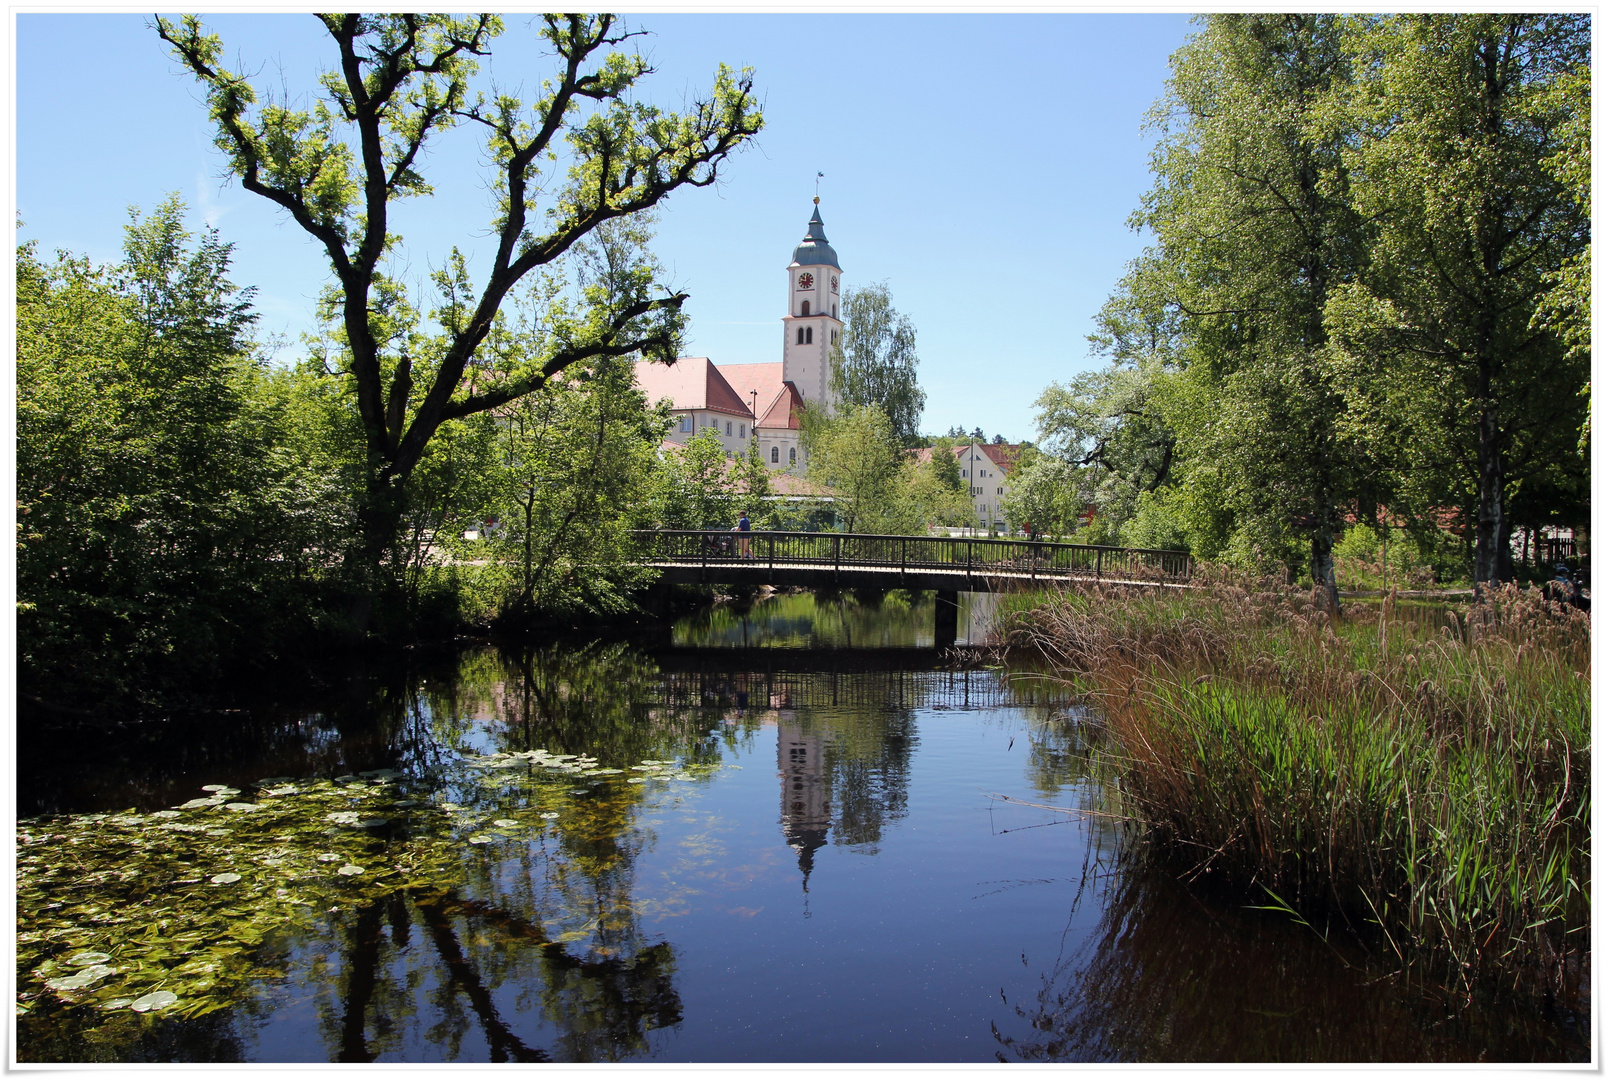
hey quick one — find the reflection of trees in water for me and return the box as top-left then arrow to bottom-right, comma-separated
993,860 -> 1590,1063
675,591 -> 935,649
306,885 -> 681,1063
289,643 -> 708,1062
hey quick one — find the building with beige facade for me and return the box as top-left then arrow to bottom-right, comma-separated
634,200 -> 843,477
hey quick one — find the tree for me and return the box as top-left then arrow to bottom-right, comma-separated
926,436 -> 964,493
656,429 -> 739,530
480,356 -> 665,619
1001,450 -> 1085,539
157,13 -> 762,625
1530,63 -> 1590,452
803,404 -> 903,533
17,198 -> 337,706
829,282 -> 926,444
1123,14 -> 1371,598
1324,14 -> 1589,589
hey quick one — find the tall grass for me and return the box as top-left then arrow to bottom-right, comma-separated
993,578 -> 1589,999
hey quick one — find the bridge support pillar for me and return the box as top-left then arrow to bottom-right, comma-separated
934,590 -> 959,649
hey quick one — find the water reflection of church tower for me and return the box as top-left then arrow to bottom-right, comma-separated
777,719 -> 830,890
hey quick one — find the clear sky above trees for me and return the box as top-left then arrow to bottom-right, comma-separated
14,11 -> 1191,441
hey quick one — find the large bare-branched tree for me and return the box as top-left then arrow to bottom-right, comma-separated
156,13 -> 762,619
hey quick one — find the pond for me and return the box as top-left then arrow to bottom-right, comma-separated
15,591 -> 1588,1063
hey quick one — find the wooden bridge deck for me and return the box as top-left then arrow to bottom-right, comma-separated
633,530 -> 1192,593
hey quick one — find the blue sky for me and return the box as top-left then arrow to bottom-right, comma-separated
15,12 -> 1194,441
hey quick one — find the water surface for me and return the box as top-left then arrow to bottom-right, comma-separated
16,592 -> 1586,1062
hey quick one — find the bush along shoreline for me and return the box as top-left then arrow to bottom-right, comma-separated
990,578 -> 1589,1006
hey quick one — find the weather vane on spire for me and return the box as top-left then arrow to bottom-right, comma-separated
814,171 -> 824,204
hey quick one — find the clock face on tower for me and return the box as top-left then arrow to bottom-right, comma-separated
830,276 -> 839,294
797,272 -> 814,290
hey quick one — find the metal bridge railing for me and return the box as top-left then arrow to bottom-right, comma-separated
629,530 -> 1193,583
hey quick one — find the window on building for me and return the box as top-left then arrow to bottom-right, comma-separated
805,327 -> 813,344
679,415 -> 691,433
832,304 -> 837,318
962,469 -> 968,477
771,446 -> 779,463
831,330 -> 837,345
801,300 -> 810,316
997,486 -> 1003,495
739,424 -> 746,438
726,420 -> 732,435
789,447 -> 796,465
797,327 -> 805,345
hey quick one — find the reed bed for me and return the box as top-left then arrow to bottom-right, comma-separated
992,578 -> 1590,999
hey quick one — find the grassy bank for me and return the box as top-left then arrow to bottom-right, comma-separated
992,579 -> 1589,999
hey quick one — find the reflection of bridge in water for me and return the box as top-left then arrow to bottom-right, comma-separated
636,530 -> 1193,646
641,647 -> 1069,711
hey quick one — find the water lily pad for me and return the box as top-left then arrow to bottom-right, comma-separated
46,965 -> 113,992
179,798 -> 220,810
468,835 -> 492,845
67,951 -> 112,967
336,864 -> 365,876
200,784 -> 233,793
539,812 -> 560,820
627,778 -> 646,784
129,991 -> 179,1012
210,872 -> 243,885
334,775 -> 359,784
492,819 -> 519,828
326,811 -> 362,825
224,803 -> 261,813
99,997 -> 134,1011
316,853 -> 342,862
150,810 -> 182,819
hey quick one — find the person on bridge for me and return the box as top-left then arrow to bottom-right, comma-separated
737,510 -> 752,558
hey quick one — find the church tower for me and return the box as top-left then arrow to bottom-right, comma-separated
782,199 -> 844,412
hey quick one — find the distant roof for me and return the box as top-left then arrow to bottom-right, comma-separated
789,202 -> 840,270
634,357 -> 753,418
718,362 -> 805,430
910,441 -> 1027,473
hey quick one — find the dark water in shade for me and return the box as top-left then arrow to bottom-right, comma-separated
15,593 -> 1588,1063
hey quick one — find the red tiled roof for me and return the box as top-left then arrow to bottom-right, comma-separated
634,357 -> 753,418
909,442 -> 1026,473
716,362 -> 806,431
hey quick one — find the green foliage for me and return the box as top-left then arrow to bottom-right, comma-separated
1041,14 -> 1588,587
1000,450 -> 1084,539
155,14 -> 763,613
926,435 -> 964,493
829,282 -> 926,445
656,430 -> 739,531
470,357 -> 667,619
802,403 -> 967,534
1323,14 -> 1589,586
16,198 -> 346,707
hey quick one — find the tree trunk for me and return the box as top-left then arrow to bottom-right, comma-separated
1474,406 -> 1505,592
1310,517 -> 1339,611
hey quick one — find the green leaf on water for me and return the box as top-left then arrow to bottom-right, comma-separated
129,990 -> 178,1012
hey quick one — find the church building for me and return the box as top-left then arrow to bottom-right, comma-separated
634,199 -> 844,476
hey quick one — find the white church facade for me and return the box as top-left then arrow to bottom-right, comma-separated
634,199 -> 843,476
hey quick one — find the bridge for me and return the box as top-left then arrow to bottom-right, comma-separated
633,530 -> 1193,647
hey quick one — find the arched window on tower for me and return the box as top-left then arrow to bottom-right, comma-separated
797,327 -> 805,345
800,300 -> 810,316
805,327 -> 813,345
832,304 -> 837,319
